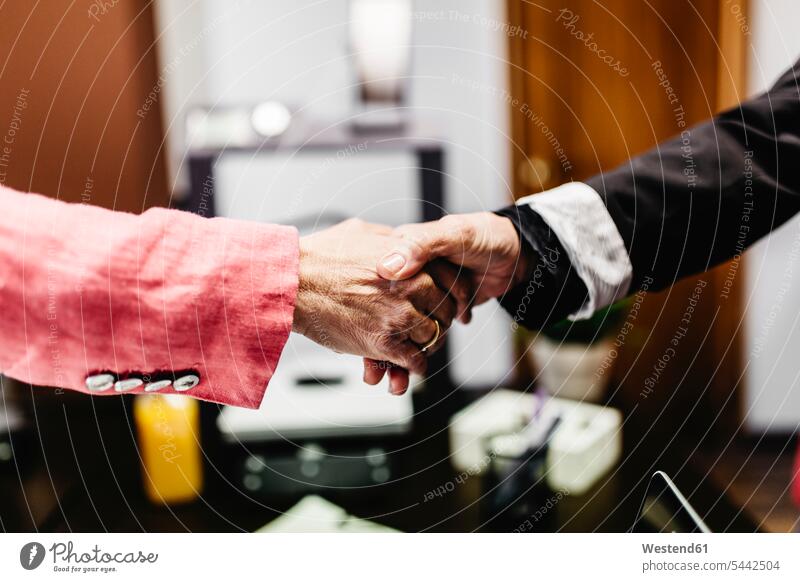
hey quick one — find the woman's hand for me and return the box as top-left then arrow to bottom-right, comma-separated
292,219 -> 470,387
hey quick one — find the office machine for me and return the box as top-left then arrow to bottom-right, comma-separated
214,334 -> 413,495
217,335 -> 413,442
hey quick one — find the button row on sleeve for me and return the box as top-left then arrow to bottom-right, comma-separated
85,373 -> 199,394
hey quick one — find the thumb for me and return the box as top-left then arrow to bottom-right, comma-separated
377,219 -> 466,281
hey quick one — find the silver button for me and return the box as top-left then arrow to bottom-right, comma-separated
85,373 -> 114,392
114,378 -> 143,392
173,374 -> 200,392
144,379 -> 172,392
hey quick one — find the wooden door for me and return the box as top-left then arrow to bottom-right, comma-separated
507,0 -> 748,442
0,1 -> 169,211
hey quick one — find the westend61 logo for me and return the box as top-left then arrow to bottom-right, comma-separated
19,541 -> 158,574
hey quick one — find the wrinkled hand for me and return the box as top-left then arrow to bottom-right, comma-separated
292,219 -> 470,394
362,212 -> 530,389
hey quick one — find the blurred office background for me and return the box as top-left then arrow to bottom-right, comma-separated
0,0 -> 799,532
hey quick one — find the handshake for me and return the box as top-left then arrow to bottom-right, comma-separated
291,212 -> 530,395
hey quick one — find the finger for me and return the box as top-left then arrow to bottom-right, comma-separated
394,301 -> 447,356
403,271 -> 456,330
424,260 -> 474,324
377,216 -> 472,281
363,358 -> 387,385
389,341 -> 427,375
407,313 -> 438,347
388,366 -> 410,395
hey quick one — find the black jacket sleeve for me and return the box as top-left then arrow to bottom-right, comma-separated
496,57 -> 800,329
587,58 -> 800,292
494,205 -> 589,329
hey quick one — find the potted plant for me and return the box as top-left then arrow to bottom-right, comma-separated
528,300 -> 630,402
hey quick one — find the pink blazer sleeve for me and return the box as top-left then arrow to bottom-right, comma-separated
0,185 -> 299,408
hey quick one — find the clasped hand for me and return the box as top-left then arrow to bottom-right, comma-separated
292,214 -> 527,395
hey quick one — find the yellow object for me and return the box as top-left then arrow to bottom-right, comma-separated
134,394 -> 203,504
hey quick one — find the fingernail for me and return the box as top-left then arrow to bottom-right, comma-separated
380,253 -> 406,274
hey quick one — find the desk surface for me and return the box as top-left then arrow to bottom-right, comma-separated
0,385 -> 764,532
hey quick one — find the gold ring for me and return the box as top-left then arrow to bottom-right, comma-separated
420,319 -> 441,353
